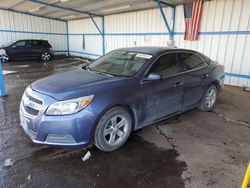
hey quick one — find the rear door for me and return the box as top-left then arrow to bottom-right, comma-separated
32,40 -> 44,57
25,40 -> 33,57
139,52 -> 183,126
178,52 -> 208,110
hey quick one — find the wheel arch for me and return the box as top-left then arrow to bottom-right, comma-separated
91,104 -> 138,144
211,80 -> 220,91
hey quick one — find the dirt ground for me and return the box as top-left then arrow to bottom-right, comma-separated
0,58 -> 249,188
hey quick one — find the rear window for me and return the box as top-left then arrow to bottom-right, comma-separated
198,53 -> 210,63
179,53 -> 207,70
42,41 -> 49,45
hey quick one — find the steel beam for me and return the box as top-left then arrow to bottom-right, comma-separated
89,15 -> 103,35
0,7 -> 65,22
66,21 -> 70,56
29,0 -> 102,17
157,0 -> 172,34
157,0 -> 175,40
171,6 -> 176,40
158,1 -> 175,8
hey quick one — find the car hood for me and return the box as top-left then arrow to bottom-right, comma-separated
31,69 -> 126,100
0,44 -> 10,49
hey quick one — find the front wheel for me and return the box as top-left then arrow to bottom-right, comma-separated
199,85 -> 218,112
1,53 -> 9,63
41,52 -> 51,61
94,107 -> 132,152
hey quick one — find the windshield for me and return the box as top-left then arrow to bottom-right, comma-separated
88,50 -> 152,77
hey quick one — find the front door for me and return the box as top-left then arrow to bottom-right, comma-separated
9,40 -> 32,59
9,40 -> 27,59
139,53 -> 183,127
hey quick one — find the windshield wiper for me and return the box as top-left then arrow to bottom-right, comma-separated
90,69 -> 114,77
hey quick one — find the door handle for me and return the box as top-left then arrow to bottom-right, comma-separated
174,82 -> 183,87
202,73 -> 209,78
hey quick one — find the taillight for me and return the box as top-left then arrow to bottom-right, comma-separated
48,43 -> 52,50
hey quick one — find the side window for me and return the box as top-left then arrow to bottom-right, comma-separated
14,41 -> 26,47
32,40 -> 42,46
149,53 -> 180,78
179,53 -> 206,70
26,41 -> 32,47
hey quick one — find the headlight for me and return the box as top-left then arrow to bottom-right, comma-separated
45,95 -> 94,115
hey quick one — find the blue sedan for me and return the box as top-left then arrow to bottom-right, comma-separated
19,47 -> 224,152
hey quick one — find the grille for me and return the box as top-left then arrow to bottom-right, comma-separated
24,105 -> 39,116
29,95 -> 43,105
22,89 -> 43,116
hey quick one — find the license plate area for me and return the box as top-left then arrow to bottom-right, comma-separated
20,115 -> 29,130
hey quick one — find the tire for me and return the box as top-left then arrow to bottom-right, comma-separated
94,107 -> 132,152
41,52 -> 51,61
1,53 -> 9,63
199,85 -> 218,112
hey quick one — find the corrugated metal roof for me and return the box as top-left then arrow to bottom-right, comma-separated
0,0 -> 186,21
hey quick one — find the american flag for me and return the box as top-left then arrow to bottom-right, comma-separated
183,0 -> 203,40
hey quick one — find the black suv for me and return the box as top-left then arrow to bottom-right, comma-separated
0,39 -> 54,62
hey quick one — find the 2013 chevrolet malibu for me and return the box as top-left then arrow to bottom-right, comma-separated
20,47 -> 224,152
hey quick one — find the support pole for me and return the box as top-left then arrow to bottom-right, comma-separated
157,0 -> 175,41
66,21 -> 70,56
102,16 -> 105,55
171,6 -> 176,40
89,15 -> 103,35
157,0 -> 172,36
89,15 -> 105,56
0,58 -> 6,97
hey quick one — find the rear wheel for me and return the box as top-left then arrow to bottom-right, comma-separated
199,85 -> 218,112
41,52 -> 51,61
94,107 -> 132,152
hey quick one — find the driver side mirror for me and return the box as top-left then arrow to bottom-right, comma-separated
12,45 -> 17,48
143,73 -> 162,81
82,60 -> 92,69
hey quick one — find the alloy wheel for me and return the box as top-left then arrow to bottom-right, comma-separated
206,88 -> 217,109
41,52 -> 50,61
103,115 -> 129,146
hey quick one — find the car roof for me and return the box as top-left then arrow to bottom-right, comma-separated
16,39 -> 47,42
118,46 -> 197,55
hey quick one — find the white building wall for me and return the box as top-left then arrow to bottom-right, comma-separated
174,0 -> 250,87
105,7 -> 173,52
0,9 -> 67,54
67,0 -> 250,87
68,18 -> 103,59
